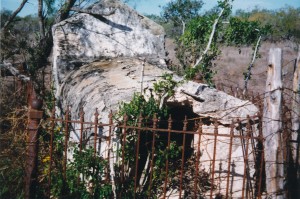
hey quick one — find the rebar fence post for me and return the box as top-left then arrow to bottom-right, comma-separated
163,115 -> 172,199
25,83 -> 43,199
210,119 -> 218,199
48,107 -> 55,198
194,119 -> 202,199
179,116 -> 188,199
148,113 -> 158,198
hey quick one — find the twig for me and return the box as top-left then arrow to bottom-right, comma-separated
159,92 -> 169,110
180,89 -> 205,102
192,7 -> 225,68
0,62 -> 30,82
243,35 -> 261,95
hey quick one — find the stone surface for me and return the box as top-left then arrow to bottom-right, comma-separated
170,81 -> 258,124
58,57 -> 168,122
52,0 -> 166,93
58,57 -> 259,197
58,57 -> 258,124
51,1 -> 259,197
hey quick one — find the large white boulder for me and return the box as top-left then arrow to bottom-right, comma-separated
52,0 -> 166,94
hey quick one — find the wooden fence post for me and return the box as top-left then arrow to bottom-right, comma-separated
292,51 -> 300,194
25,82 -> 43,199
263,48 -> 284,199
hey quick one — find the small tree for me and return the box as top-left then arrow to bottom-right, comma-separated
176,0 -> 271,87
162,0 -> 203,35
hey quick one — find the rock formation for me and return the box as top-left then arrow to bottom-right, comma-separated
52,0 -> 166,95
51,0 -> 259,197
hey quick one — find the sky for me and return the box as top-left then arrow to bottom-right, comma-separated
1,0 -> 300,17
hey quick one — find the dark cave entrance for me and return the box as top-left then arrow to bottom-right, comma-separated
163,104 -> 200,156
134,104 -> 200,190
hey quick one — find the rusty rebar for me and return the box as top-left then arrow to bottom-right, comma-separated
48,107 -> 55,198
257,111 -> 264,199
225,120 -> 234,198
134,114 -> 143,198
241,116 -> 251,199
163,115 -> 172,199
79,108 -> 84,152
25,83 -> 43,199
93,109 -> 99,156
107,111 -> 113,182
63,106 -> 70,181
194,119 -> 202,199
179,116 -> 188,199
121,114 -> 128,184
210,119 -> 218,199
148,114 -> 157,198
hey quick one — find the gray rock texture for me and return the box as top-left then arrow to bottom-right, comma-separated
171,81 -> 258,124
58,57 -> 258,124
52,0 -> 166,90
52,1 -> 259,197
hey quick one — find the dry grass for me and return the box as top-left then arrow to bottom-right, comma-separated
166,39 -> 299,94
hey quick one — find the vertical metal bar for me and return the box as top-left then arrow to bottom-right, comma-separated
248,118 -> 254,199
218,161 -> 222,192
163,115 -> 172,199
194,119 -> 203,199
241,116 -> 251,199
210,119 -> 218,199
148,114 -> 157,198
134,114 -> 143,198
121,114 -> 128,184
230,160 -> 236,197
25,82 -> 43,199
77,108 -> 84,185
106,111 -> 113,182
237,119 -> 246,199
179,116 -> 188,199
257,111 -> 264,199
225,120 -> 234,198
79,108 -> 84,152
48,107 -> 55,198
94,109 -> 99,156
63,106 -> 70,181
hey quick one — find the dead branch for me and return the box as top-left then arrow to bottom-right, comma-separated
0,62 -> 30,82
180,89 -> 205,102
243,35 -> 262,95
192,7 -> 225,68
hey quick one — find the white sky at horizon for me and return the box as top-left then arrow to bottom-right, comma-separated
1,0 -> 299,17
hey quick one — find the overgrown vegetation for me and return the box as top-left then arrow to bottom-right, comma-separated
115,82 -> 213,197
0,0 -> 299,198
161,0 -> 271,86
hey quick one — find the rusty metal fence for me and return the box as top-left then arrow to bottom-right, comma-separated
44,106 -> 266,199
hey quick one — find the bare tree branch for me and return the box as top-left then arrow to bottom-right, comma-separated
192,7 -> 224,68
1,0 -> 28,31
243,35 -> 262,95
0,62 -> 30,82
38,0 -> 45,40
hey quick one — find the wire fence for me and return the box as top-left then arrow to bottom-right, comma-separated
1,67 -> 299,198
42,104 -> 268,199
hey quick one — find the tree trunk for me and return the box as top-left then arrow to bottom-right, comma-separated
38,0 -> 45,40
1,0 -> 28,31
263,48 -> 284,199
